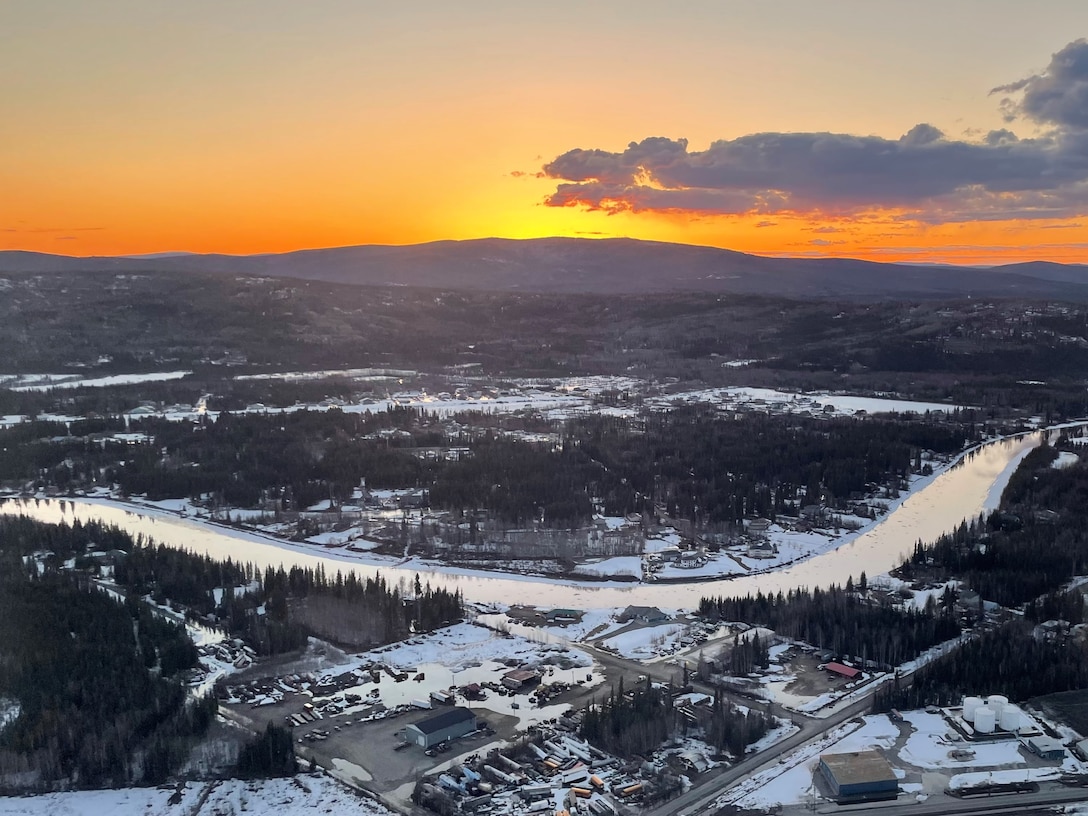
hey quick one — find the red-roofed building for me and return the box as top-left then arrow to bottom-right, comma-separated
824,662 -> 861,680
502,668 -> 541,690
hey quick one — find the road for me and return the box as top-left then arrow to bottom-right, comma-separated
572,637 -> 885,816
827,787 -> 1088,816
572,633 -> 1071,816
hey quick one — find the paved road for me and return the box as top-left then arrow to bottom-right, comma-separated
570,635 -> 1020,816
571,638 -> 887,816
827,787 -> 1088,816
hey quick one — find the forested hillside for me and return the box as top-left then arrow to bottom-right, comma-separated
698,585 -> 961,669
0,405 -> 973,532
874,622 -> 1088,711
899,437 -> 1088,606
0,522 -> 212,789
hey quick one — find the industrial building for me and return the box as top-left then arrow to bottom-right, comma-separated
823,662 -> 861,680
1026,736 -> 1066,760
502,668 -> 542,690
817,750 -> 898,802
403,706 -> 478,748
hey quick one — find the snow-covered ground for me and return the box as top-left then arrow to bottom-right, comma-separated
3,371 -> 191,392
1053,451 -> 1080,469
599,623 -> 686,661
0,774 -> 393,816
647,386 -> 968,417
235,367 -> 416,382
0,376 -> 971,432
947,767 -> 1067,789
727,707 -> 1088,809
0,698 -> 20,731
248,621 -> 605,731
571,555 -> 641,579
899,711 -> 1022,769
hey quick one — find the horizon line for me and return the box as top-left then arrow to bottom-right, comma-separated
0,235 -> 1075,269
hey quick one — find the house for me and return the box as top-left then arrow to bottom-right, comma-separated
747,518 -> 772,537
677,550 -> 705,568
747,540 -> 776,559
403,707 -> 477,749
618,606 -> 669,624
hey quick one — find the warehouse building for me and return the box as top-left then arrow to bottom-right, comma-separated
502,668 -> 542,690
403,706 -> 477,749
817,750 -> 898,802
1026,736 -> 1066,760
823,662 -> 861,680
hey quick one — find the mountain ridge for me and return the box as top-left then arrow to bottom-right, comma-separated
2,237 -> 1086,300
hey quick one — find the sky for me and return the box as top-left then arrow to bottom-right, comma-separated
3,1 -> 1088,265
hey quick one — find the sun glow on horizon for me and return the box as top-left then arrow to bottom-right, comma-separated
3,3 -> 1088,267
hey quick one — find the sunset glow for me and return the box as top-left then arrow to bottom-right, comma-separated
3,2 -> 1088,265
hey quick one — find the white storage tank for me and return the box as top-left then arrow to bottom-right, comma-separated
974,707 -> 996,733
963,696 -> 983,720
987,694 -> 1008,717
999,705 -> 1021,733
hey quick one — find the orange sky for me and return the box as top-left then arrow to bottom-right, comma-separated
3,2 -> 1088,265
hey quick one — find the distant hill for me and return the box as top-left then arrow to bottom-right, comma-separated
2,238 -> 1087,300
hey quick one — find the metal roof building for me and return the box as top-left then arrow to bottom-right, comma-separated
403,706 -> 477,749
818,750 -> 898,802
823,662 -> 861,680
1027,736 -> 1066,760
502,668 -> 542,690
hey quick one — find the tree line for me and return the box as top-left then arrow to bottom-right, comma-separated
899,440 -> 1088,608
580,681 -> 769,760
873,621 -> 1088,711
0,522 -> 212,790
698,584 -> 961,669
2,403 -> 973,533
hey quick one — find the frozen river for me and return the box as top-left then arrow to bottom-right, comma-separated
0,430 -> 1052,609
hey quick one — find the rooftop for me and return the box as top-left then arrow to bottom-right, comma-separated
820,750 -> 897,785
410,706 -> 476,735
1029,736 -> 1065,752
503,669 -> 541,683
824,662 -> 861,679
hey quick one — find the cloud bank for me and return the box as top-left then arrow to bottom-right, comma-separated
542,39 -> 1088,224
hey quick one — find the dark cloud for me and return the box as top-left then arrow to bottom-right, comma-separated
542,40 -> 1088,224
755,220 -> 777,228
992,39 -> 1088,130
